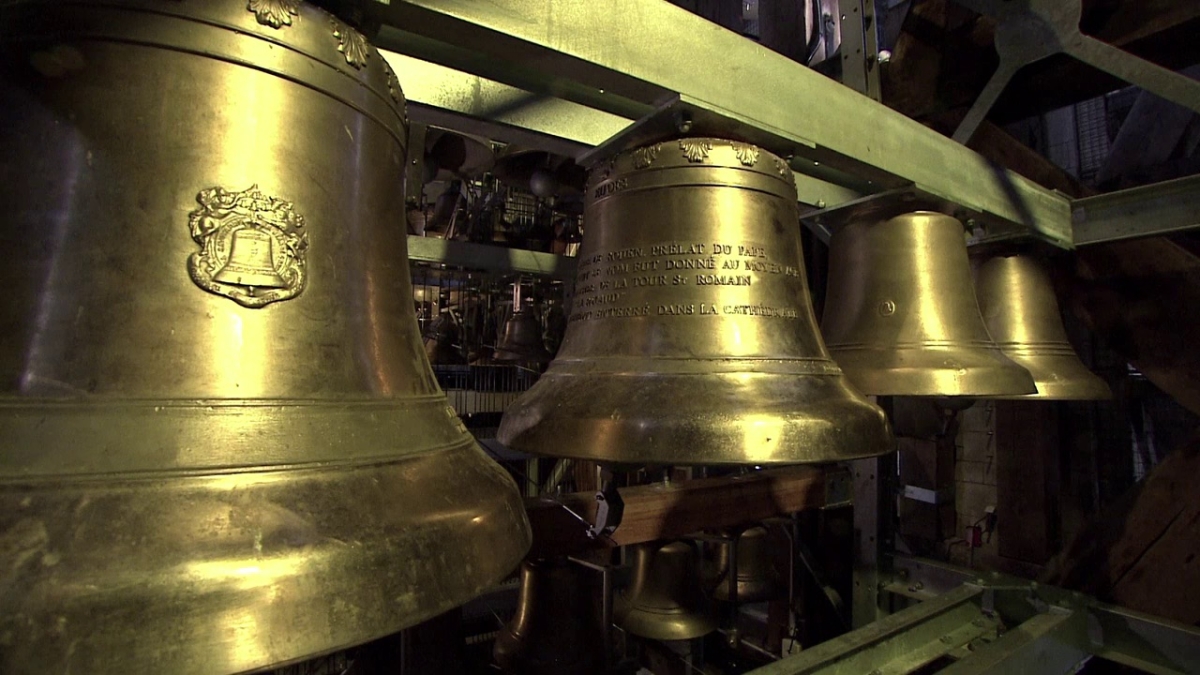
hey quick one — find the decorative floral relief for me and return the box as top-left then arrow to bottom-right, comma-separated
187,185 -> 309,308
248,0 -> 299,29
731,141 -> 760,167
679,139 -> 713,163
632,144 -> 660,170
383,59 -> 403,106
772,156 -> 791,178
331,18 -> 370,69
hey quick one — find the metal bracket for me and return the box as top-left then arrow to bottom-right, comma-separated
590,478 -> 625,540
950,0 -> 1200,144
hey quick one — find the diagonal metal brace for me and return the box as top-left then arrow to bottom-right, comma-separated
950,0 -> 1200,144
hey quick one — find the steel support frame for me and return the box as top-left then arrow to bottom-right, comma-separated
371,0 -> 1073,248
377,2 -> 1200,252
748,555 -> 1200,675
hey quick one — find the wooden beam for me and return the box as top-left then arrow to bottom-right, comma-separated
1043,435 -> 1200,625
525,465 -> 844,557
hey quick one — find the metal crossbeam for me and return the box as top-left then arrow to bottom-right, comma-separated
1072,174 -> 1200,246
370,0 -> 1074,247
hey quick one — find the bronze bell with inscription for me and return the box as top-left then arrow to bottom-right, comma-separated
498,138 -> 892,465
493,558 -> 604,675
0,2 -> 530,674
821,212 -> 1037,397
617,540 -> 717,641
975,255 -> 1111,400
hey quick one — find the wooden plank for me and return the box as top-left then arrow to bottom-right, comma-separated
525,465 -> 839,557
1044,437 -> 1200,624
995,401 -> 1061,565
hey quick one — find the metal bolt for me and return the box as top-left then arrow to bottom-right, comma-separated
878,50 -> 892,64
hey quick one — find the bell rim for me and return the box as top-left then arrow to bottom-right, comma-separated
827,345 -> 1039,397
0,441 -> 531,675
990,352 -> 1113,400
613,595 -> 718,641
497,370 -> 894,465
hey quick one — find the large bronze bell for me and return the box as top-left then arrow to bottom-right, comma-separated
976,255 -> 1111,400
498,139 -> 892,464
0,3 -> 530,674
616,541 -> 717,641
494,558 -> 604,675
710,526 -> 784,603
822,212 -> 1037,397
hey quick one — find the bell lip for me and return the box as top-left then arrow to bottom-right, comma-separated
827,346 -> 1038,397
497,371 -> 894,465
0,441 -> 531,675
990,352 -> 1113,401
613,596 -> 718,641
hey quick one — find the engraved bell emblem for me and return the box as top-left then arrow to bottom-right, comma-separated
214,227 -> 287,288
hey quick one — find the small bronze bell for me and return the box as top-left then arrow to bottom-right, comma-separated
975,255 -> 1111,400
212,227 -> 288,288
821,212 -> 1037,397
494,558 -> 604,675
499,138 -> 892,465
0,3 -> 530,673
495,307 -> 553,363
616,541 -> 717,641
710,526 -> 783,603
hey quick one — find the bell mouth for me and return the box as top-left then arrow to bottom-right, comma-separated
827,343 -> 1038,398
989,350 -> 1112,400
0,440 -> 530,674
497,366 -> 893,465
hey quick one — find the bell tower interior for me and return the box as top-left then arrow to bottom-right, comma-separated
1,1 -> 1199,674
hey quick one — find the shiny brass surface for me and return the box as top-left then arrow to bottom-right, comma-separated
498,139 -> 892,465
711,526 -> 783,603
616,541 -> 717,641
0,2 -> 529,674
976,256 -> 1111,400
493,558 -> 603,675
822,212 -> 1037,397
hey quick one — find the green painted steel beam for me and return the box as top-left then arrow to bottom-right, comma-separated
407,236 -> 577,280
370,0 -> 1073,247
1072,174 -> 1200,245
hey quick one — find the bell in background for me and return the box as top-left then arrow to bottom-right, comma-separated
821,212 -> 1037,397
495,284 -> 553,363
976,255 -> 1111,400
494,558 -> 604,675
495,306 -> 554,362
0,3 -> 530,674
498,138 -> 892,465
710,526 -> 783,604
617,541 -> 717,641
